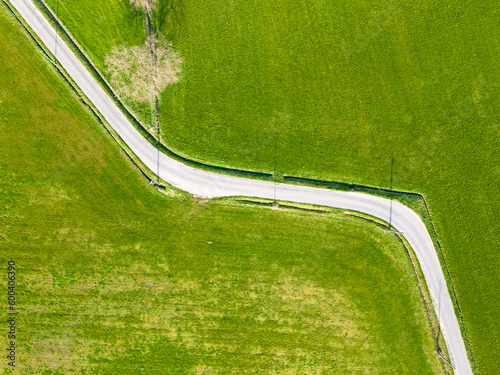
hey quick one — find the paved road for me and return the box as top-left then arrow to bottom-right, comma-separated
9,0 -> 473,373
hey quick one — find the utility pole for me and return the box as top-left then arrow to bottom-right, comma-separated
273,134 -> 277,207
389,155 -> 394,228
54,0 -> 58,66
387,155 -> 404,234
437,280 -> 442,348
143,0 -> 160,184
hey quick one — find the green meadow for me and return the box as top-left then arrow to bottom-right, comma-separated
0,5 -> 448,374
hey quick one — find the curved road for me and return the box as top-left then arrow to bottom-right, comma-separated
9,0 -> 472,373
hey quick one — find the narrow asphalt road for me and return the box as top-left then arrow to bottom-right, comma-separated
8,0 -> 473,373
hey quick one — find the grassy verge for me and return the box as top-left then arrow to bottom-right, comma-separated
0,5 -> 447,374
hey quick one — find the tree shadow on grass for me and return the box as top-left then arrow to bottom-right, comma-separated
155,0 -> 185,43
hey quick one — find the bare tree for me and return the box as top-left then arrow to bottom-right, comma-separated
105,35 -> 182,105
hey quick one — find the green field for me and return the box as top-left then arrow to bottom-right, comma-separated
37,0 -> 500,372
0,5 -> 448,374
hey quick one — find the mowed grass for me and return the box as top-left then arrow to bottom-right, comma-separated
0,6 -> 445,374
38,1 -> 500,372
